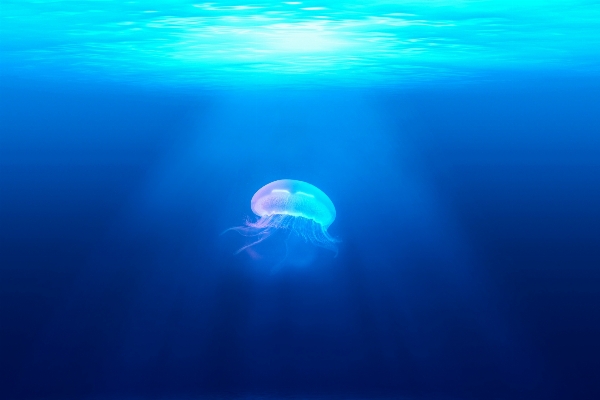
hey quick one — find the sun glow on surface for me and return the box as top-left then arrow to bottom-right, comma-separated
261,26 -> 347,53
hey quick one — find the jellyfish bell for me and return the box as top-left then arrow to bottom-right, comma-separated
228,179 -> 339,258
251,180 -> 336,228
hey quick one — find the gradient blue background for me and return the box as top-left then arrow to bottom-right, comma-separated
2,74 -> 599,399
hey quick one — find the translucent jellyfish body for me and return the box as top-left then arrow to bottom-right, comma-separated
230,179 -> 339,255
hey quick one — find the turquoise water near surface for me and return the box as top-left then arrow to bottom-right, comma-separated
2,0 -> 600,86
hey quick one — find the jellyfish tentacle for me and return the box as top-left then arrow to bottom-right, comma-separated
286,215 -> 340,254
234,230 -> 274,254
270,232 -> 292,273
225,214 -> 284,254
224,215 -> 275,237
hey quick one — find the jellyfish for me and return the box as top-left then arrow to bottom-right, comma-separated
228,179 -> 339,256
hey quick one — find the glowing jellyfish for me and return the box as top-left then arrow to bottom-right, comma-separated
229,179 -> 339,255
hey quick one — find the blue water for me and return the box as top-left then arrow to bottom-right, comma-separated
1,2 -> 600,400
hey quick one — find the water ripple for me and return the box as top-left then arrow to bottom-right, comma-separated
2,0 -> 599,87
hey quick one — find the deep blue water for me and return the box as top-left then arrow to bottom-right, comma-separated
2,76 -> 599,399
2,1 -> 600,399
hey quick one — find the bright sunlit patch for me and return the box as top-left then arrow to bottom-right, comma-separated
261,25 -> 347,53
193,4 -> 262,11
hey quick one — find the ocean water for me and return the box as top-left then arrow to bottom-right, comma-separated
1,1 -> 600,400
